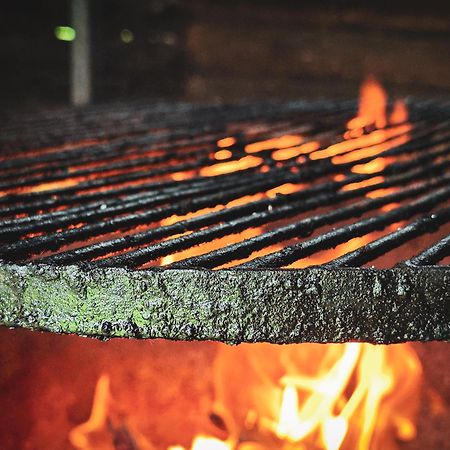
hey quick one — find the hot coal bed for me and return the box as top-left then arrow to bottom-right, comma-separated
0,96 -> 449,450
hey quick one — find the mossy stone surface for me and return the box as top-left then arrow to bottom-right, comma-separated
0,263 -> 449,343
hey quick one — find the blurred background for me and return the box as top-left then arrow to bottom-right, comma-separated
1,0 -> 450,110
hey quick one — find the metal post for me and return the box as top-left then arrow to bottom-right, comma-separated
70,0 -> 92,106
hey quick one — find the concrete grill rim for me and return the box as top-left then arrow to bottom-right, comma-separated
0,262 -> 449,344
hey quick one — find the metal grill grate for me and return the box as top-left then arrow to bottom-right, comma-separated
0,100 -> 449,343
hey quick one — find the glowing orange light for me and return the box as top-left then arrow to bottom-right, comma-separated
217,137 -> 237,148
347,75 -> 387,129
390,100 -> 409,125
215,149 -> 233,160
332,132 -> 410,165
200,156 -> 262,176
69,374 -> 111,449
266,183 -> 302,197
245,135 -> 303,153
310,125 -> 410,161
352,157 -> 393,174
27,178 -> 80,193
275,384 -> 304,441
342,176 -> 385,192
210,342 -> 421,450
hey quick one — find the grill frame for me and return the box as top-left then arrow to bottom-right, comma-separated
1,262 -> 449,343
1,99 -> 450,343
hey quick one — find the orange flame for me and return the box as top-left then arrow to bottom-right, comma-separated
69,374 -> 112,450
390,100 -> 409,125
75,342 -> 422,450
347,76 -> 387,130
289,77 -> 411,268
206,343 -> 421,450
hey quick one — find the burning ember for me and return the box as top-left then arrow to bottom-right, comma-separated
69,78 -> 424,450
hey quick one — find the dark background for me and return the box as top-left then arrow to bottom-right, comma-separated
1,0 -> 450,110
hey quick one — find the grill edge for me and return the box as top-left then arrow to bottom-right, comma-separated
1,262 -> 448,343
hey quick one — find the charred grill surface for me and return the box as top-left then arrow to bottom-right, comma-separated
0,100 -> 449,343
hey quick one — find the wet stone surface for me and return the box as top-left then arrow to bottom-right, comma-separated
0,262 -> 449,343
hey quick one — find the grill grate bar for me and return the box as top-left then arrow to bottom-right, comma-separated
0,100 -> 449,271
0,118 -> 317,185
0,152 -> 217,196
113,175 -> 450,268
0,166 -> 305,259
0,101 -> 353,157
1,114 -> 447,217
0,164 -> 298,240
0,165 -> 260,218
40,158 -> 449,266
406,234 -> 450,266
0,174 -> 252,239
0,101 -> 314,152
0,146 -> 217,191
0,167 -> 262,227
171,172 -> 450,269
0,127 -> 313,193
0,108 -> 443,197
0,107 -> 348,171
2,134 -> 448,261
0,113 -> 437,189
325,208 -> 450,267
238,185 -> 450,268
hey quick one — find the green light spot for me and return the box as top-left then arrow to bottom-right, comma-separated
120,29 -> 134,44
54,26 -> 76,42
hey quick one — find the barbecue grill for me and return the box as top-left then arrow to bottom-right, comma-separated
1,100 -> 449,344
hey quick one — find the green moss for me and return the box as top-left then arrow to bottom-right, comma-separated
132,309 -> 146,328
0,263 -> 449,343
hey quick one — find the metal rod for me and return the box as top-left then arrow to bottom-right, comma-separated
238,185 -> 450,269
171,172 -> 450,269
70,0 -> 92,106
326,209 -> 450,267
405,234 -> 450,266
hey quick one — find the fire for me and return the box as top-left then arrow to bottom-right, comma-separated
70,374 -> 156,450
292,75 -> 410,266
71,78 -> 423,450
347,75 -> 388,130
189,436 -> 231,450
74,343 -> 421,450
69,374 -> 112,449
389,100 -> 409,125
201,343 -> 421,450
168,436 -> 232,450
